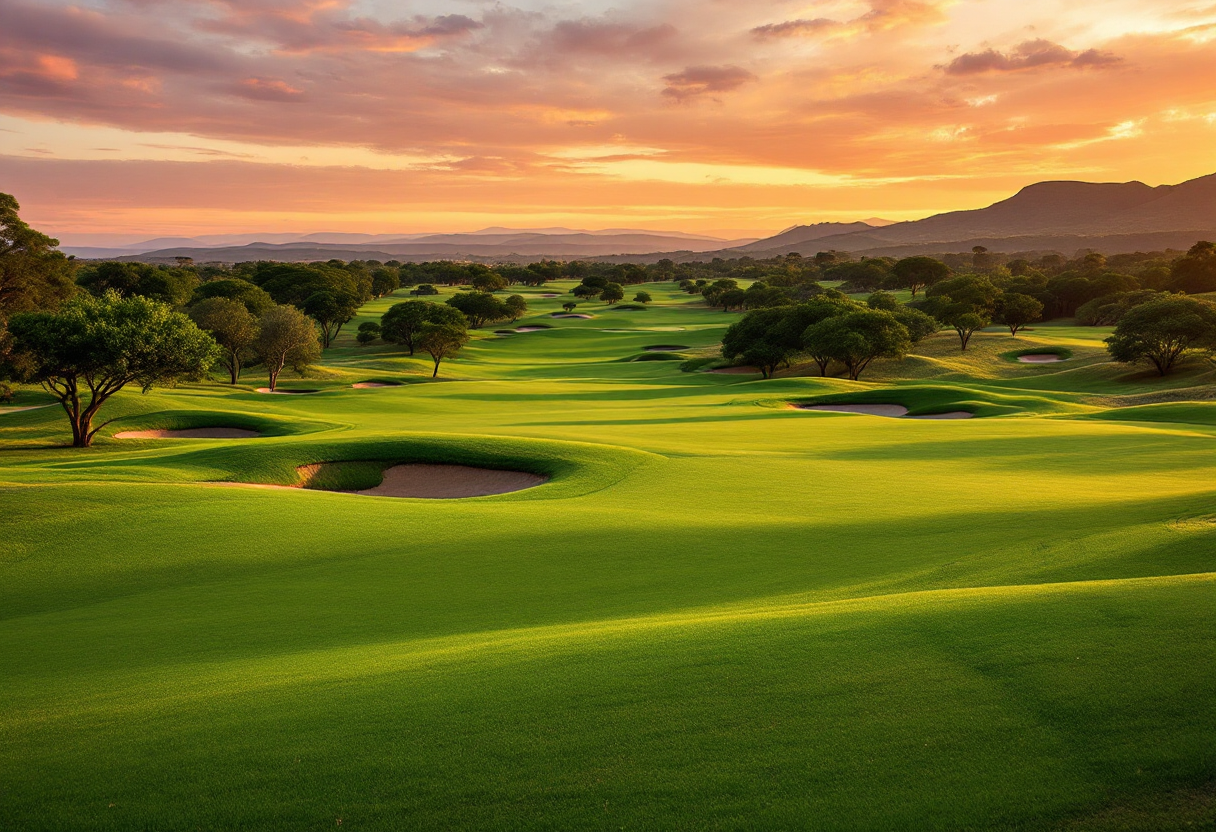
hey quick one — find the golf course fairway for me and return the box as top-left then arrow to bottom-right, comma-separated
2,281 -> 1213,830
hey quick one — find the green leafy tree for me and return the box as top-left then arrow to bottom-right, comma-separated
370,267 -> 400,298
948,311 -> 989,350
994,293 -> 1043,336
0,193 -> 76,324
302,290 -> 361,348
253,305 -> 321,391
188,297 -> 258,384
78,262 -> 198,307
410,284 -> 439,296
7,292 -> 218,446
504,295 -> 528,321
866,291 -> 899,311
416,322 -> 470,378
599,283 -> 625,304
720,288 -> 748,311
447,291 -> 512,328
380,300 -> 465,355
891,306 -> 939,343
802,310 -> 912,380
890,256 -> 949,296
1076,290 -> 1159,326
562,302 -> 577,313
1167,241 -> 1216,294
1106,296 -> 1216,376
470,272 -> 509,293
190,279 -> 275,316
634,291 -> 652,304
357,321 -> 381,346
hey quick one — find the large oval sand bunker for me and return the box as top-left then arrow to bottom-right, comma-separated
1017,354 -> 1065,363
115,428 -> 260,439
358,464 -> 547,498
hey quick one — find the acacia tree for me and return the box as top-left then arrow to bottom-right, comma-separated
802,310 -> 911,380
253,305 -> 321,391
634,291 -> 652,304
1106,296 -> 1216,375
599,283 -> 625,304
994,293 -> 1044,336
416,322 -> 469,377
7,292 -> 218,447
188,297 -> 258,384
380,300 -> 465,354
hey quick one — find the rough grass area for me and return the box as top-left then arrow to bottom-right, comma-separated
1,280 -> 1213,830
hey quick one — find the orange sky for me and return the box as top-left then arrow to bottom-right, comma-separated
1,0 -> 1214,243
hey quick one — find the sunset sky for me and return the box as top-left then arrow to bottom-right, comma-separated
1,0 -> 1214,243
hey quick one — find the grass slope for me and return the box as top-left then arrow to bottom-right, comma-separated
1,282 -> 1213,830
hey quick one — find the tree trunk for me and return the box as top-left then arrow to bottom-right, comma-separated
431,356 -> 440,378
268,365 -> 281,391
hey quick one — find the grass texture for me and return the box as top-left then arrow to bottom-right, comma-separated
1,281 -> 1213,830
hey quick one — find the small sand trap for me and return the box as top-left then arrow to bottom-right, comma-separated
540,293 -> 560,297
1017,354 -> 1064,363
795,404 -> 975,419
515,326 -> 548,332
709,366 -> 760,374
551,313 -> 594,319
358,464 -> 546,498
115,428 -> 260,439
256,388 -> 320,394
645,345 -> 688,351
798,404 -> 909,417
351,382 -> 398,388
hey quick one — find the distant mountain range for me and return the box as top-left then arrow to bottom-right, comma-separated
64,173 -> 1216,264
61,228 -> 753,261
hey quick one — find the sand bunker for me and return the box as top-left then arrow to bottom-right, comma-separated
540,293 -> 560,298
256,388 -> 319,394
351,382 -> 399,388
798,404 -> 909,417
115,428 -> 260,439
1017,354 -> 1064,363
357,464 -> 546,498
551,313 -> 594,319
795,403 -> 974,419
645,344 -> 688,351
515,326 -> 548,332
709,366 -> 760,374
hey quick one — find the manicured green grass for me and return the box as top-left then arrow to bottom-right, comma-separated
1,282 -> 1213,830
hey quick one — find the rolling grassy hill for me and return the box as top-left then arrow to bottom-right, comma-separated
1,282 -> 1213,830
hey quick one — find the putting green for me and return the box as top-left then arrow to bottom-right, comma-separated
1,281 -> 1213,830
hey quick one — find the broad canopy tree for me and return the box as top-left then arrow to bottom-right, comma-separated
7,292 -> 218,447
380,300 -> 466,354
416,322 -> 469,378
1106,295 -> 1216,376
802,310 -> 912,381
446,291 -> 512,328
890,256 -> 949,297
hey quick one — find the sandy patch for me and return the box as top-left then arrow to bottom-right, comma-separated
797,404 -> 909,417
256,388 -> 320,394
906,411 -> 974,420
709,366 -> 760,375
351,382 -> 398,388
515,326 -> 548,332
645,345 -> 688,351
540,293 -> 560,297
358,464 -> 546,498
1017,354 -> 1064,363
551,313 -> 594,319
115,427 -> 260,439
